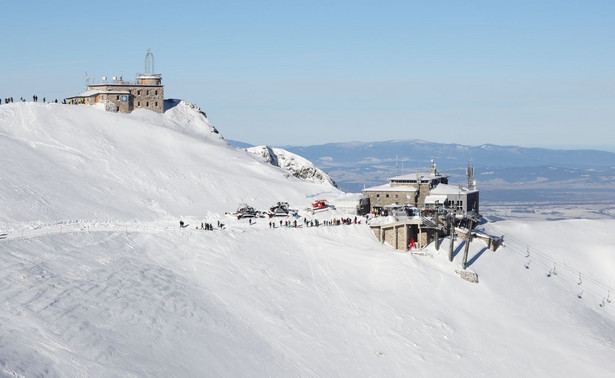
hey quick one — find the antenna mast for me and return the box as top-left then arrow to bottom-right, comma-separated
144,49 -> 155,75
467,161 -> 475,190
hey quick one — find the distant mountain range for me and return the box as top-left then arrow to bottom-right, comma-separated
228,139 -> 615,203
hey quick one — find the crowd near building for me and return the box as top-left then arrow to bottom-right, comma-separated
1,50 -> 164,114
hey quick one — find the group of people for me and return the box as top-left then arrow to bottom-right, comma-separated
268,216 -> 362,229
180,214 -> 365,232
179,219 -> 224,230
1,96 -> 64,105
199,222 -> 216,231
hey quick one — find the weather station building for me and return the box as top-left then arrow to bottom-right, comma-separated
66,50 -> 164,113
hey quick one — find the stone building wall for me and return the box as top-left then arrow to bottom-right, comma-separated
98,93 -> 131,113
418,230 -> 428,247
365,190 -> 416,209
383,228 -> 396,248
86,84 -> 164,113
396,226 -> 407,250
371,223 -> 426,251
131,86 -> 164,113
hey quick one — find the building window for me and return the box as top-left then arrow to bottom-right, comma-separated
116,95 -> 119,100
138,102 -> 141,106
155,90 -> 158,95
146,90 -> 150,95
146,102 -> 149,107
376,194 -> 380,198
386,194 -> 390,198
155,102 -> 158,107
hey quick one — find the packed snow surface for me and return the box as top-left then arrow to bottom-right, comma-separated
1,102 -> 614,377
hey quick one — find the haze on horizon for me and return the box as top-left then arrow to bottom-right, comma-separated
1,0 -> 613,151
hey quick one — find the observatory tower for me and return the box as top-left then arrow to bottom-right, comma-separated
67,49 -> 164,113
137,49 -> 162,86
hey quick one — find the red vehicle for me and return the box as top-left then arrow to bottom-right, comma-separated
312,199 -> 329,209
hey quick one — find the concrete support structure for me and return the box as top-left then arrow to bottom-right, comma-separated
370,221 -> 439,251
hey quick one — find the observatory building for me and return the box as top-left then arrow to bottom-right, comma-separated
67,50 -> 164,113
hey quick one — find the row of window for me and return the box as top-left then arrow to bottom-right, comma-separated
121,89 -> 160,96
373,193 -> 466,208
136,101 -> 159,108
376,194 -> 399,198
109,95 -> 159,108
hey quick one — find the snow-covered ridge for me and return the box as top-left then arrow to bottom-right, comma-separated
246,145 -> 337,187
0,101 -> 339,225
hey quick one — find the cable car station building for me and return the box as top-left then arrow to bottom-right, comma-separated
362,161 -> 479,216
67,50 -> 164,113
364,161 -> 482,252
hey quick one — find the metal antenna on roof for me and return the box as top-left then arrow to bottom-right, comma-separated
145,49 -> 155,75
467,160 -> 475,190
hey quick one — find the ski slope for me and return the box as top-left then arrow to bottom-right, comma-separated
0,101 -> 338,226
0,102 -> 614,377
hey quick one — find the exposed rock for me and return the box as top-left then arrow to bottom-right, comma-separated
246,145 -> 337,187
455,270 -> 479,283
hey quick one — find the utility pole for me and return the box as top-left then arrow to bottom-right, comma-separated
434,201 -> 440,251
448,210 -> 455,262
462,218 -> 474,270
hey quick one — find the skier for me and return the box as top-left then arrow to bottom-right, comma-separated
179,220 -> 184,228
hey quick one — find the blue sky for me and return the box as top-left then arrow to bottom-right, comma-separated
1,1 -> 614,150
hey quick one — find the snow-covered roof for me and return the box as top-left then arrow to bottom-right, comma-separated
363,184 -> 417,192
424,195 -> 448,204
389,172 -> 448,181
430,183 -> 477,195
67,90 -> 130,99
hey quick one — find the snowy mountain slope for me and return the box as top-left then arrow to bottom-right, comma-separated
0,102 -> 614,376
0,217 -> 614,377
0,101 -> 338,227
246,145 -> 337,187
